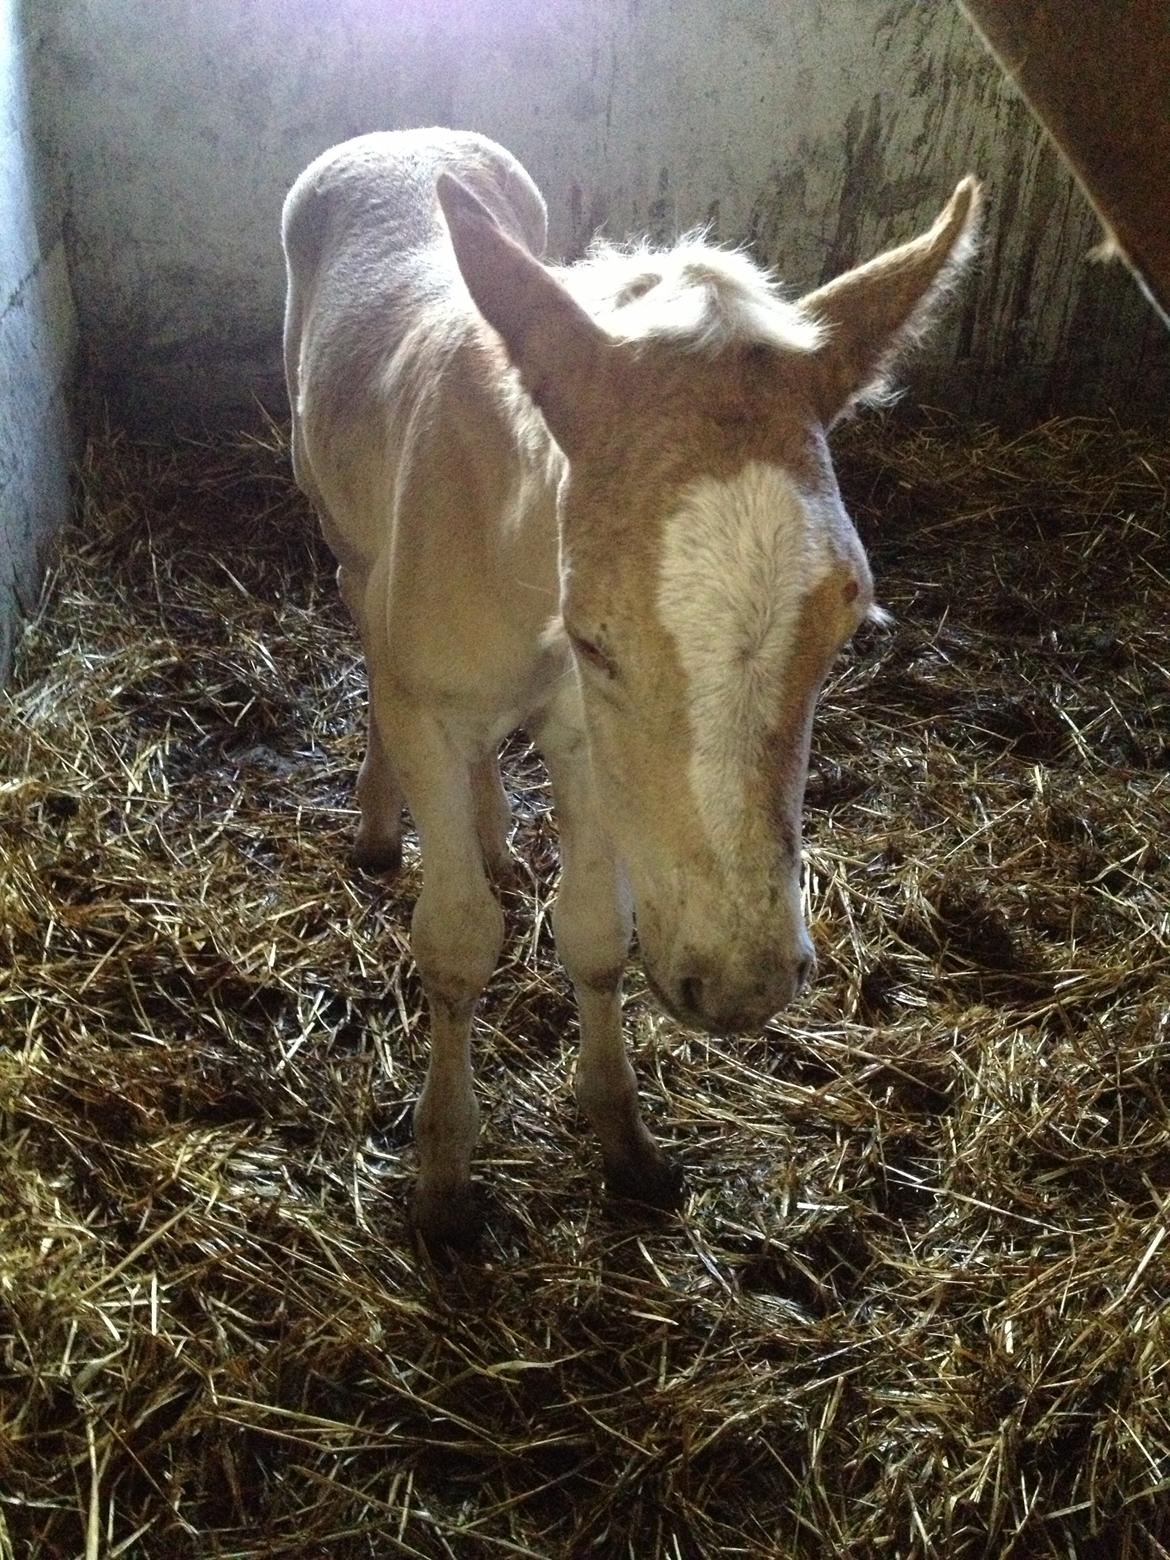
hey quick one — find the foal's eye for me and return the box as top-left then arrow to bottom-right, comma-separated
568,632 -> 617,678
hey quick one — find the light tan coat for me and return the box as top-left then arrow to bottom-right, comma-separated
282,129 -> 979,1249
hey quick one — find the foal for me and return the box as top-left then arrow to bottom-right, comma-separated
282,129 -> 979,1248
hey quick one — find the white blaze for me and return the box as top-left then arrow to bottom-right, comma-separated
656,462 -> 832,854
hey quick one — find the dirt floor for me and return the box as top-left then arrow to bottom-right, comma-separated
1,412 -> 1167,1557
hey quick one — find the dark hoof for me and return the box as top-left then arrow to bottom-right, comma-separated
351,837 -> 403,876
605,1152 -> 686,1212
410,1184 -> 484,1258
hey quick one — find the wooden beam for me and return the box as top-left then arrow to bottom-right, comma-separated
961,0 -> 1170,325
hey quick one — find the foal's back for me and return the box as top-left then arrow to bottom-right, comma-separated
282,130 -> 548,563
283,128 -> 547,342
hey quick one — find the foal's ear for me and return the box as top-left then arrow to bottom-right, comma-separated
799,177 -> 982,426
437,172 -> 609,457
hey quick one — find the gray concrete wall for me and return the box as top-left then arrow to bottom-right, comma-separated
38,0 -> 1170,431
1,0 -> 79,682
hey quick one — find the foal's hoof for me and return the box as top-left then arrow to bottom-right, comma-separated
605,1152 -> 687,1213
410,1185 -> 484,1258
351,837 -> 403,876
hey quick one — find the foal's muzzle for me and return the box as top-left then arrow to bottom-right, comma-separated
649,940 -> 816,1035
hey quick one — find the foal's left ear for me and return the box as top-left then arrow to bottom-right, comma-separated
437,172 -> 610,457
800,177 -> 982,426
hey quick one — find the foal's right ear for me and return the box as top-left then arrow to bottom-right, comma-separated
437,172 -> 610,457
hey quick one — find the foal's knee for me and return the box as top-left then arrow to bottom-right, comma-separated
552,883 -> 631,994
411,876 -> 504,1006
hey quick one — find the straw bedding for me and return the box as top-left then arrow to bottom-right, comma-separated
1,412 -> 1167,1557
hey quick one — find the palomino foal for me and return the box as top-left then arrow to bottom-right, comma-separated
282,130 -> 979,1249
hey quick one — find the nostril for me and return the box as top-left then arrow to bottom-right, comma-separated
678,975 -> 704,1015
795,955 -> 814,993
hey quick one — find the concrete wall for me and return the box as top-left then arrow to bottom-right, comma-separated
36,0 -> 1170,432
1,0 -> 79,682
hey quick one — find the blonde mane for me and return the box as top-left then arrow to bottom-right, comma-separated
557,235 -> 825,356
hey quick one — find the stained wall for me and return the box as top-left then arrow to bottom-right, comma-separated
1,0 -> 79,681
33,0 -> 1170,431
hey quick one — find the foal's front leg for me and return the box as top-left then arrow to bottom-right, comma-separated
536,703 -> 684,1209
380,698 -> 504,1249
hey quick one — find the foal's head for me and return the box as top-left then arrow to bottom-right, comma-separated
440,172 -> 979,1034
